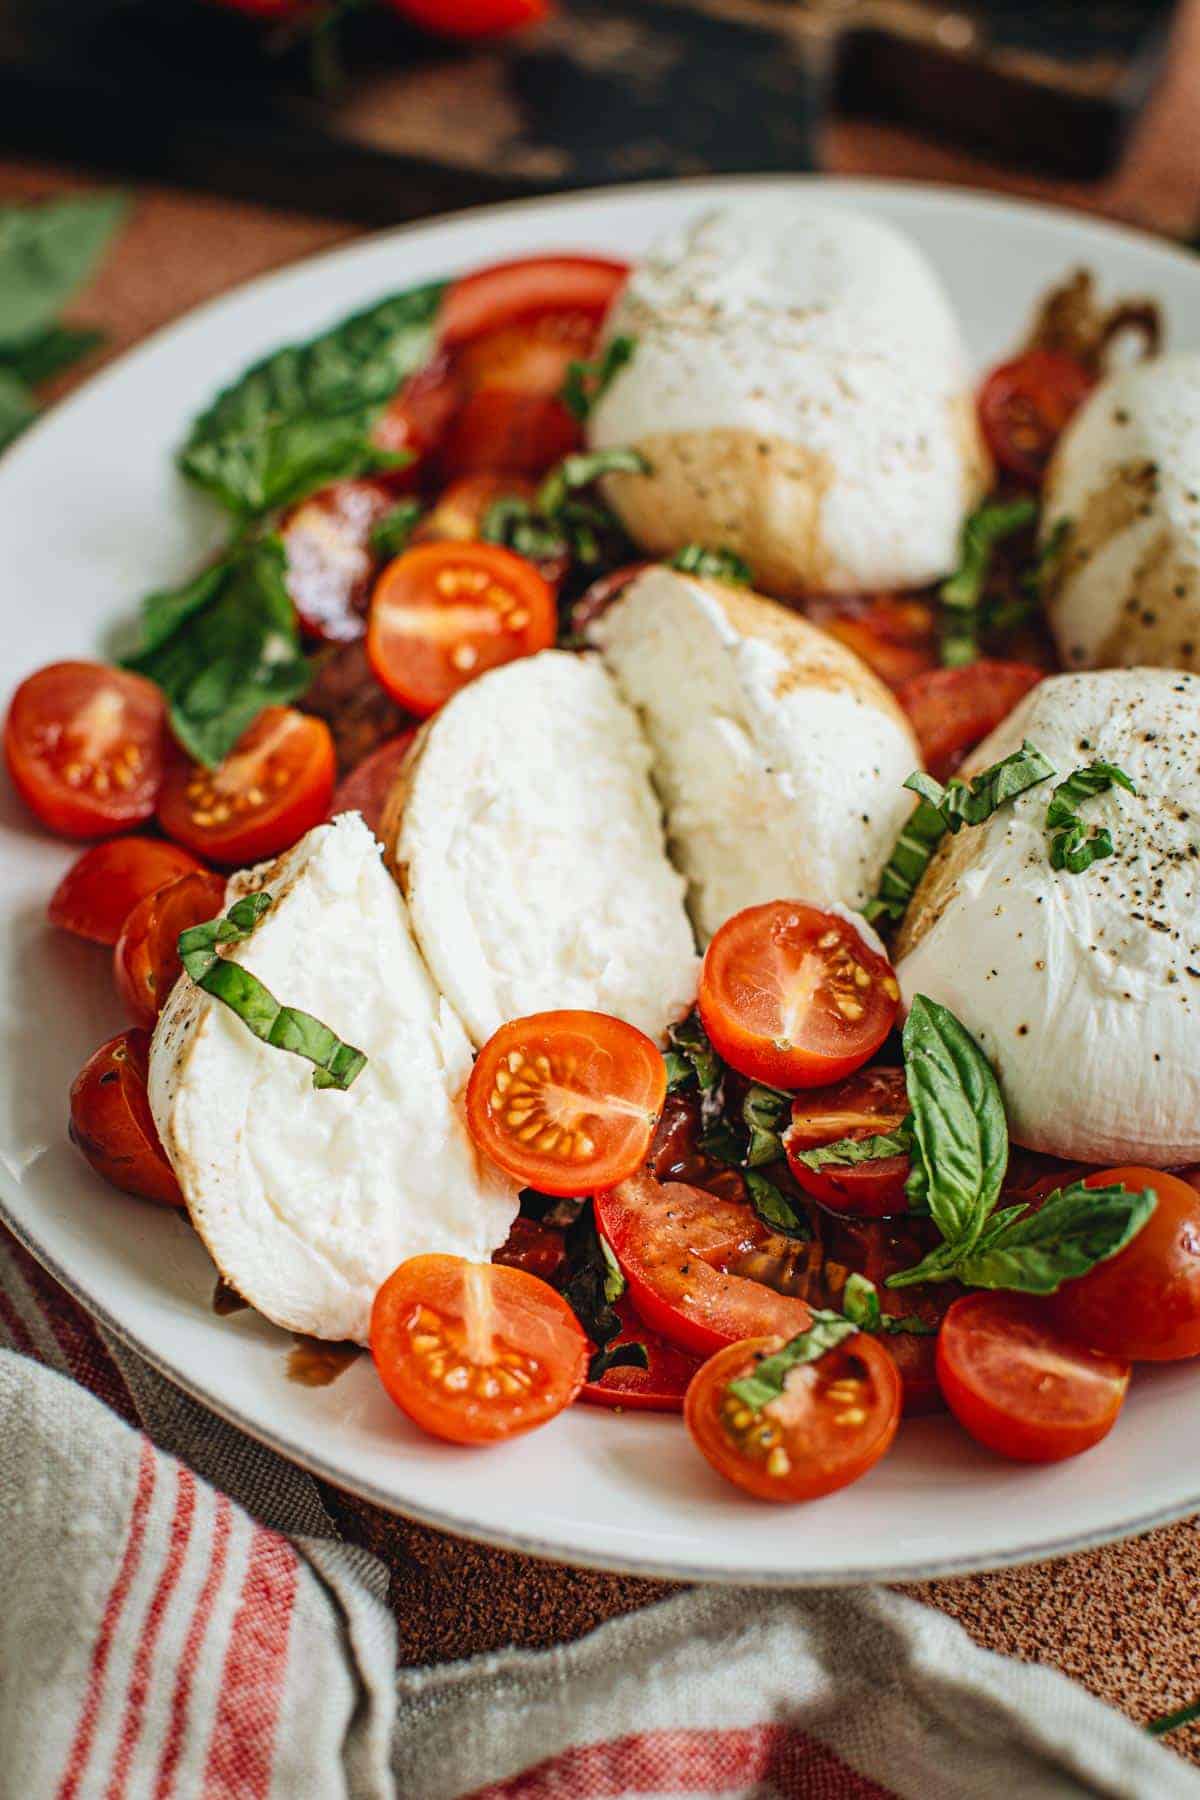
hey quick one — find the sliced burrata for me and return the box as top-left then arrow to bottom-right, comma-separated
1042,353 -> 1200,672
587,566 -> 921,944
588,200 -> 989,597
382,650 -> 698,1046
897,668 -> 1200,1165
148,812 -> 518,1343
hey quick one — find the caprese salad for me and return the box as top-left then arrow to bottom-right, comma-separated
10,198 -> 1200,1508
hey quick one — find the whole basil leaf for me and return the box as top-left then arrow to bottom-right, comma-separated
178,281 -> 445,519
901,995 -> 1007,1249
744,1170 -> 811,1242
955,1181 -> 1156,1294
0,194 -> 127,350
126,537 -> 309,766
0,368 -> 35,452
4,323 -> 104,387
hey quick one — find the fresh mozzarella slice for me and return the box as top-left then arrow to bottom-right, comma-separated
588,200 -> 989,596
383,650 -> 698,1047
148,812 -> 518,1344
897,668 -> 1200,1165
1042,353 -> 1200,672
586,566 -> 921,944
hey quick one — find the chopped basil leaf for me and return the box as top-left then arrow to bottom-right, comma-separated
742,1084 -> 790,1167
178,281 -> 443,519
954,1180 -> 1156,1294
125,537 -> 309,768
369,499 -> 422,561
0,193 -> 126,351
864,797 -> 948,926
939,498 -> 1038,667
561,334 -> 636,421
598,1232 -> 625,1306
670,544 -> 753,586
788,1125 -> 913,1173
587,1340 -> 650,1383
897,995 -> 1008,1258
728,1311 -> 857,1413
535,447 -> 650,519
842,1273 -> 936,1335
178,893 -> 367,1090
562,1200 -> 647,1373
5,323 -> 104,388
744,1169 -> 811,1242
665,1012 -> 722,1100
483,447 -> 645,572
663,1049 -> 695,1092
1046,760 -> 1136,874
481,496 -> 570,565
1023,517 -> 1070,601
697,1115 -> 743,1167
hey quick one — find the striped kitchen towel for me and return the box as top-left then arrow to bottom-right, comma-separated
1,1226 -> 1196,1800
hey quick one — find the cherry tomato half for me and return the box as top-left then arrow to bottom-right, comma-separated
699,902 -> 900,1091
372,355 -> 464,479
937,1291 -> 1130,1463
370,1254 -> 587,1444
685,1330 -> 901,1502
438,256 -> 627,350
329,730 -> 416,839
785,1067 -> 911,1218
114,870 -> 227,1029
367,541 -> 556,717
978,349 -> 1095,488
47,837 -> 204,946
805,595 -> 938,688
897,662 -> 1044,783
157,706 -> 336,867
6,662 -> 167,840
442,388 -> 581,481
466,1011 -> 666,1197
281,479 -> 396,644
579,1295 -> 704,1413
414,475 -> 569,586
595,1173 -> 813,1358
69,1029 -> 182,1207
1050,1167 -> 1200,1362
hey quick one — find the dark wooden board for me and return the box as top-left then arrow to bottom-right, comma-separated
0,0 -> 1180,223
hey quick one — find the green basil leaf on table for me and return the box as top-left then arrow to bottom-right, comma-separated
727,1311 -> 857,1414
0,193 -> 127,350
0,368 -> 35,453
4,323 -> 104,387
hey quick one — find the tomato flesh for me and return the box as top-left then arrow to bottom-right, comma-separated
367,540 -> 556,717
1050,1167 -> 1200,1362
442,388 -> 580,481
685,1331 -> 901,1502
48,837 -> 204,946
897,662 -> 1044,783
329,730 -> 415,839
595,1173 -> 813,1358
938,1291 -> 1129,1463
157,706 -> 336,866
805,595 -> 938,688
979,349 -> 1095,487
114,870 -> 228,1029
370,1254 -> 587,1444
579,1296 -> 703,1413
6,662 -> 167,839
785,1067 -> 912,1218
437,256 -> 627,350
466,1011 -> 667,1198
699,902 -> 900,1090
372,356 -> 463,478
281,479 -> 396,644
69,1029 -> 183,1207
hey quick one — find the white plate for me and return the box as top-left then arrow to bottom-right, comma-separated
3,177 -> 1199,1585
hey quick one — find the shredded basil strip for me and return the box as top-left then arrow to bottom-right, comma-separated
664,1012 -> 722,1099
744,1169 -> 811,1242
535,446 -> 650,519
939,498 -> 1039,667
842,1273 -> 936,1336
788,1125 -> 913,1173
562,1200 -> 649,1381
728,1311 -> 857,1413
370,498 -> 422,561
742,1085 -> 790,1167
482,446 -> 647,571
1045,760 -> 1136,874
561,334 -> 636,421
670,544 -> 753,586
178,893 -> 367,1091
864,797 -> 948,926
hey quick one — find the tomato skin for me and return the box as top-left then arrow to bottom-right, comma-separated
579,1296 -> 703,1413
442,388 -> 580,480
383,0 -> 549,37
370,1254 -> 587,1444
595,1174 -> 813,1358
5,662 -> 167,839
685,1331 -> 901,1502
979,349 -> 1095,487
897,661 -> 1044,783
699,902 -> 900,1091
414,475 -> 570,587
784,1067 -> 912,1218
806,595 -> 938,688
329,730 -> 415,839
280,479 -> 396,644
438,256 -> 627,350
372,356 -> 463,479
466,1011 -> 667,1198
69,1029 -> 183,1207
48,837 -> 204,946
156,707 -> 336,867
1050,1167 -> 1200,1362
367,540 -> 557,718
114,870 -> 228,1029
938,1291 -> 1129,1463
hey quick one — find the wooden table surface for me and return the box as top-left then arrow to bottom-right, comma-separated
4,0 -> 1200,1762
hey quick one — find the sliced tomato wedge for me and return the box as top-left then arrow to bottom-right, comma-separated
699,902 -> 900,1091
6,662 -> 167,840
441,388 -> 581,480
114,869 -> 227,1029
595,1173 -> 813,1358
466,1011 -> 666,1198
897,661 -> 1044,783
372,355 -> 464,478
157,706 -> 335,866
938,1291 -> 1129,1463
370,1254 -> 588,1444
438,256 -> 627,350
329,730 -> 415,839
69,1028 -> 183,1206
280,479 -> 396,644
978,349 -> 1095,487
785,1067 -> 912,1218
685,1330 -> 901,1502
805,595 -> 938,688
367,540 -> 556,717
580,1296 -> 703,1413
48,837 -> 204,946
1050,1167 -> 1200,1362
